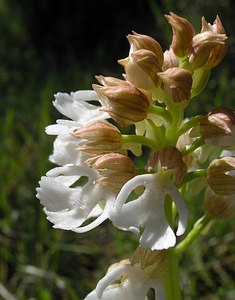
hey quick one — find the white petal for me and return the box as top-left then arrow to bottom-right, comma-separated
53,91 -> 108,123
85,261 -> 158,300
48,132 -> 86,165
46,120 -> 89,166
111,172 -> 188,250
96,264 -> 129,298
96,265 -> 148,299
72,90 -> 100,102
72,198 -> 113,233
168,182 -> 188,236
85,285 -> 138,300
36,165 -> 111,231
44,207 -> 87,229
37,176 -> 81,211
45,120 -> 82,135
153,281 -> 166,300
140,217 -> 176,250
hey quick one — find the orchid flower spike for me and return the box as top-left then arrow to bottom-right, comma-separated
111,168 -> 188,250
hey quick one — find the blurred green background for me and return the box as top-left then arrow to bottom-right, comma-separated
1,0 -> 235,299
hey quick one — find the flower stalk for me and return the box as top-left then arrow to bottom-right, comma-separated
175,215 -> 212,254
164,249 -> 181,300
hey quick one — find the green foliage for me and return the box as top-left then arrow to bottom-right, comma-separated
0,0 -> 235,299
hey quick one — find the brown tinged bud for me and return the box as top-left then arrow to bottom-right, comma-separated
118,49 -> 162,91
200,15 -> 228,69
165,12 -> 195,57
189,30 -> 227,69
92,76 -> 150,126
207,156 -> 235,196
200,107 -> 235,149
203,143 -> 235,221
127,31 -> 164,65
89,153 -> 136,193
72,121 -> 125,156
201,15 -> 226,34
158,67 -> 193,103
162,48 -> 179,71
131,246 -> 167,279
204,188 -> 235,220
118,32 -> 164,91
146,146 -> 187,186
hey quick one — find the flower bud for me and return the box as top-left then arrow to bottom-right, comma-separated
189,31 -> 227,69
201,15 -> 225,34
72,121 -> 125,156
89,153 -> 136,193
118,49 -> 162,91
158,67 -> 193,103
162,48 -> 179,71
131,246 -> 167,279
165,12 -> 195,57
93,76 -> 150,126
118,32 -> 164,92
200,107 -> 235,149
200,16 -> 228,69
207,156 -> 235,196
146,146 -> 187,186
213,15 -> 226,34
204,188 -> 235,219
127,31 -> 164,65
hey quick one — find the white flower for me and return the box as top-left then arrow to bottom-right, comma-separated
84,260 -> 165,300
47,91 -> 109,165
110,170 -> 188,250
36,165 -> 114,232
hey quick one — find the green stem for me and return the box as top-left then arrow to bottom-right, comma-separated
121,134 -> 158,149
180,169 -> 207,187
164,197 -> 181,300
164,249 -> 181,300
175,215 -> 212,255
146,118 -> 165,146
178,115 -> 204,136
149,104 -> 172,123
181,137 -> 205,156
165,103 -> 184,146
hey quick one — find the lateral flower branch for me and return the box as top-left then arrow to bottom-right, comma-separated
36,12 -> 233,300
